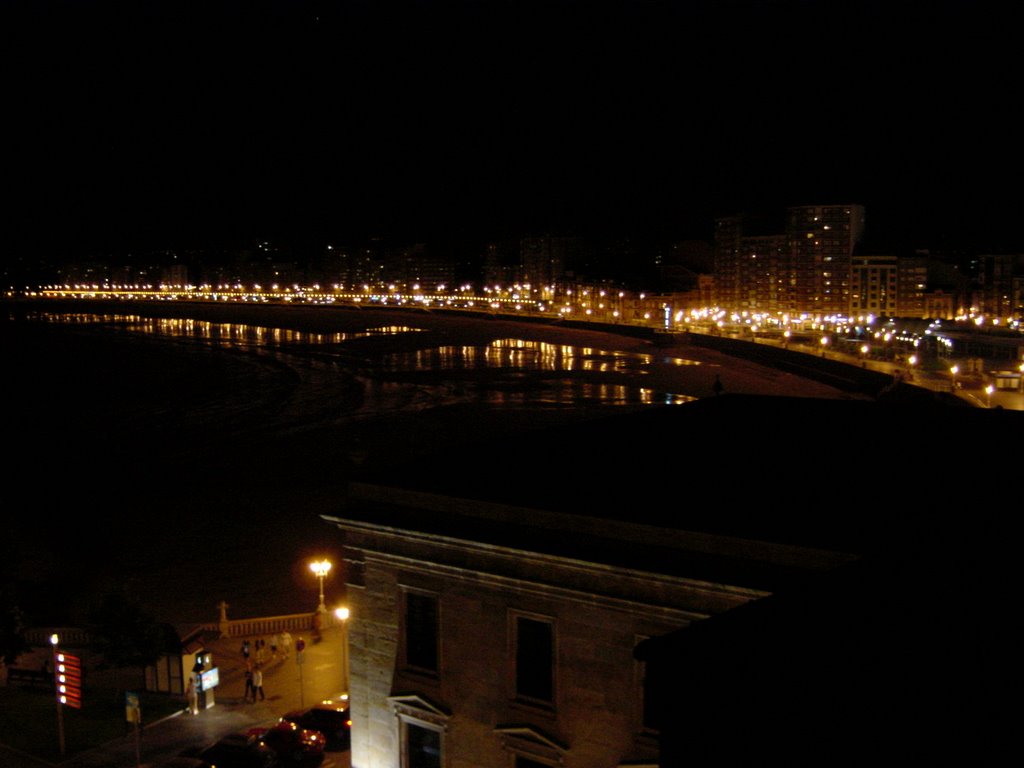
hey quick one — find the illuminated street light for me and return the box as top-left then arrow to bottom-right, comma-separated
985,384 -> 994,408
310,559 -> 332,613
820,336 -> 829,357
950,364 -> 959,393
50,634 -> 65,757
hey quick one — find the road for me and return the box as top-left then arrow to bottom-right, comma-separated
1,625 -> 350,768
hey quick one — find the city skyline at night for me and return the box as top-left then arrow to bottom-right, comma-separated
3,3 -> 1022,764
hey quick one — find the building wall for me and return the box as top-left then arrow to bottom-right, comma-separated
896,256 -> 928,318
850,255 -> 898,317
347,549 -> 700,768
333,491 -> 773,768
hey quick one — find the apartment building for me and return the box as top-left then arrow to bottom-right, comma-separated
850,254 -> 898,317
714,204 -> 868,317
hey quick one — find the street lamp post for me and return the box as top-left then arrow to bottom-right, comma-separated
950,364 -> 959,393
310,559 -> 332,614
50,634 -> 65,759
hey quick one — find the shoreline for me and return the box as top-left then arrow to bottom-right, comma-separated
4,298 -> 877,627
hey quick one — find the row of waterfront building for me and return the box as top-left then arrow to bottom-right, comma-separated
17,203 -> 1024,324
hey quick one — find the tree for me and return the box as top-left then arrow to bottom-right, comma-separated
86,589 -> 178,669
0,592 -> 30,666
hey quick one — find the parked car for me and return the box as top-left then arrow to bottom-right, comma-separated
198,732 -> 280,768
155,759 -> 215,768
249,721 -> 326,765
279,695 -> 351,751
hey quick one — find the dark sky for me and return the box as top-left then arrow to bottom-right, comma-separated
4,0 -> 1023,262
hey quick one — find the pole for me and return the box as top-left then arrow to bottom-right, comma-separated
56,699 -> 65,758
52,638 -> 65,758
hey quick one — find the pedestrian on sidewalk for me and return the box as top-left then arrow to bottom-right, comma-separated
281,630 -> 293,659
186,674 -> 199,715
243,660 -> 255,703
270,634 -> 279,660
252,665 -> 265,702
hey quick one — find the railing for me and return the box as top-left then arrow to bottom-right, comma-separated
196,611 -> 342,640
24,627 -> 92,647
24,610 -> 343,650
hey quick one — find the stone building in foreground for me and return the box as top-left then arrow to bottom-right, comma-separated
321,394 -> 1019,767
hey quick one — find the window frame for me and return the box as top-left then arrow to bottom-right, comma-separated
401,587 -> 441,677
634,633 -> 659,737
509,610 -> 556,709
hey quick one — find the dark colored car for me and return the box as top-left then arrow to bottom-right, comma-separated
156,759 -> 215,768
249,721 -> 326,765
279,696 -> 351,752
198,733 -> 281,768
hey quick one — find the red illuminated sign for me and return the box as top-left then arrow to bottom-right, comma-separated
54,652 -> 82,709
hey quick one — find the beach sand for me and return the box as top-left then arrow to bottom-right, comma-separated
4,300 -> 863,628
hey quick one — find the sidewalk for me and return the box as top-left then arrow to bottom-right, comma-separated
51,625 -> 347,768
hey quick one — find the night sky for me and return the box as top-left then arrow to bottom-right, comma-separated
4,0 -> 1023,263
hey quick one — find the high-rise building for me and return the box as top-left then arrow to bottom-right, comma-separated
785,204 -> 866,317
714,204 -> 866,317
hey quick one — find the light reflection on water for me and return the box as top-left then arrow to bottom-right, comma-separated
29,312 -> 698,408
33,311 -> 424,346
382,338 -> 659,373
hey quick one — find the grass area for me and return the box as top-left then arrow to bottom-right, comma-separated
0,679 -> 184,762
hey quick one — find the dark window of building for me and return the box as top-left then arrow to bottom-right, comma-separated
406,722 -> 442,768
641,658 -> 658,732
515,615 -> 554,704
405,591 -> 439,673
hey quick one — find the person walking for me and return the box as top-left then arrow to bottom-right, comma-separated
281,630 -> 293,659
243,660 -> 255,703
252,664 -> 265,702
186,674 -> 199,715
